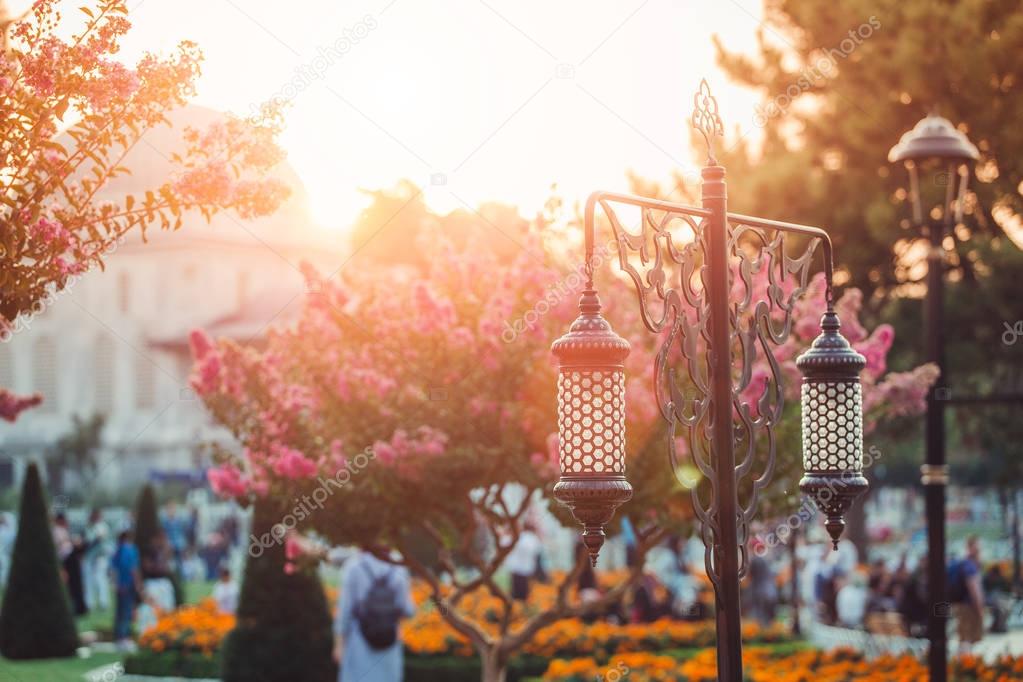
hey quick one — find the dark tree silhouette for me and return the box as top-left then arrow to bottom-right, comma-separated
0,463 -> 79,659
221,499 -> 335,682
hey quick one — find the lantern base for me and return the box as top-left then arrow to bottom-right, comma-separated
799,473 -> 868,549
554,476 -> 633,566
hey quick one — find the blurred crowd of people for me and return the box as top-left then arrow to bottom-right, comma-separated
802,534 -> 1018,654
0,500 -> 246,650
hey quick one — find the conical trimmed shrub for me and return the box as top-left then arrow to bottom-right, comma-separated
133,484 -> 160,572
133,484 -> 184,605
0,463 -> 79,659
222,500 -> 335,682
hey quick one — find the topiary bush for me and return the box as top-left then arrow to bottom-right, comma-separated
221,500 -> 335,682
0,462 -> 79,659
133,483 -> 184,605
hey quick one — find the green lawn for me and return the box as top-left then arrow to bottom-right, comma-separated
0,580 -> 215,680
0,651 -> 121,682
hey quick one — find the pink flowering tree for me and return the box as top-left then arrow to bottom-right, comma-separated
0,0 -> 289,420
191,219 -> 692,682
191,199 -> 934,681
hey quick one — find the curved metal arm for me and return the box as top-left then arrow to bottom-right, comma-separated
726,211 -> 836,309
583,190 -> 712,288
583,190 -> 836,310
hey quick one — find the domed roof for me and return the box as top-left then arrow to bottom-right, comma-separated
61,104 -> 322,249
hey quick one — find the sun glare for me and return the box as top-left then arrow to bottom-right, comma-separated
109,0 -> 765,236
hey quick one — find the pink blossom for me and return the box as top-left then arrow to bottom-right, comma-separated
173,159 -> 234,206
834,289 -> 868,343
191,353 -> 222,396
867,363 -> 940,424
413,282 -> 456,330
855,324 -> 895,381
327,439 -> 347,470
189,329 -> 214,360
207,463 -> 248,498
284,533 -> 303,560
271,446 -> 318,479
31,217 -> 73,248
0,389 -> 43,422
372,440 -> 398,465
468,396 -> 498,416
334,371 -> 352,401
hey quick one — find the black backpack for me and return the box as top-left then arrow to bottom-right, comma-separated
355,561 -> 403,649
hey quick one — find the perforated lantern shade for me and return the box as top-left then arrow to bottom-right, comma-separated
797,310 -> 869,549
552,288 -> 632,566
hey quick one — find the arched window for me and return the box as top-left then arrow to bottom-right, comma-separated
135,352 -> 156,410
32,337 -> 58,413
94,335 -> 116,416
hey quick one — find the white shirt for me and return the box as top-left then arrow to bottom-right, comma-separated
836,583 -> 866,627
504,531 -> 542,576
213,580 -> 239,614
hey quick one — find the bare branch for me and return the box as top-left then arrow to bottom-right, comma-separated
498,525 -> 666,656
393,539 -> 493,652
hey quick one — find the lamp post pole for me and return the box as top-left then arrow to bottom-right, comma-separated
923,208 -> 950,682
702,158 -> 744,680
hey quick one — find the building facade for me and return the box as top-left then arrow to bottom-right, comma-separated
0,105 -> 343,494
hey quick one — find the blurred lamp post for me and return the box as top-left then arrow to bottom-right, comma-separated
552,80 -> 866,682
888,114 -> 979,682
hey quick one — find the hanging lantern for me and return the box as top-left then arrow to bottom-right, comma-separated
552,288 -> 632,566
797,310 -> 869,549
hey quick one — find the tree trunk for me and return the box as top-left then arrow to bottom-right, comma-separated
480,648 -> 508,682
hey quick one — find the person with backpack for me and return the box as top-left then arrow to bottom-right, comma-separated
334,549 -> 415,682
947,536 -> 985,652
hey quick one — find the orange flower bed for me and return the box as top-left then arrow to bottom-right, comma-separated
542,647 -> 1023,681
137,598 -> 235,657
402,572 -> 789,658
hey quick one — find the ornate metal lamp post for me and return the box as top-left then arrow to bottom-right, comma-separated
888,113 -> 979,682
553,81 -> 866,681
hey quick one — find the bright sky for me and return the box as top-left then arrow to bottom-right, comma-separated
111,0 -> 771,231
